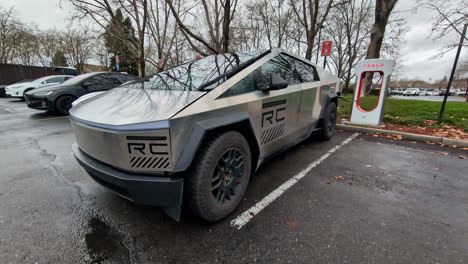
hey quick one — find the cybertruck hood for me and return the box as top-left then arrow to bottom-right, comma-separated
69,88 -> 206,126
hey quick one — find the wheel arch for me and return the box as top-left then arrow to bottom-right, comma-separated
172,113 -> 259,174
317,93 -> 339,127
54,94 -> 77,112
23,87 -> 35,95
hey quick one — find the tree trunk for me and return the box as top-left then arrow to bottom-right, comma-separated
222,0 -> 231,53
364,0 -> 398,92
305,32 -> 314,60
138,34 -> 145,77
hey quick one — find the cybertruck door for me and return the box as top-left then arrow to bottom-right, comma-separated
255,54 -> 304,156
291,58 -> 322,130
258,88 -> 301,155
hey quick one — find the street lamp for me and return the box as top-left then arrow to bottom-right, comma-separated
315,24 -> 325,64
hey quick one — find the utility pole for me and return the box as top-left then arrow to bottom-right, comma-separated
438,24 -> 467,124
315,25 -> 324,64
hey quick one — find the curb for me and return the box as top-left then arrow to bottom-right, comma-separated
336,124 -> 468,148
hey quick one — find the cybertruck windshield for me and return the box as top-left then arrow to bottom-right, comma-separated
122,50 -> 269,91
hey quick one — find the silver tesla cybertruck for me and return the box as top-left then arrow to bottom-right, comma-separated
70,49 -> 342,221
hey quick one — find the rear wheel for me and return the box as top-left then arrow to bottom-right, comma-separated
187,131 -> 252,222
319,102 -> 337,141
55,95 -> 75,115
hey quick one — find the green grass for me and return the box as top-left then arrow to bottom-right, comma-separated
338,95 -> 468,132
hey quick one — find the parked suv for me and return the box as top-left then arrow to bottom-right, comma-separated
25,72 -> 138,115
70,49 -> 341,222
403,88 -> 420,96
5,75 -> 73,99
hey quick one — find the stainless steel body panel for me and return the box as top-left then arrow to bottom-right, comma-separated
70,89 -> 205,125
71,49 -> 341,174
71,120 -> 173,172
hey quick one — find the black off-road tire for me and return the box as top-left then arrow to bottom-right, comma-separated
319,102 -> 337,141
55,95 -> 75,115
186,131 -> 252,222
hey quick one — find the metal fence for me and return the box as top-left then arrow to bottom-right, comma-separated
0,64 -> 55,85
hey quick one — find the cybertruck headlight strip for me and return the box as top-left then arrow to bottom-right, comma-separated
69,115 -> 169,131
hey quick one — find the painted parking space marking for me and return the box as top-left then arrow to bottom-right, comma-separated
230,133 -> 359,230
33,116 -> 68,121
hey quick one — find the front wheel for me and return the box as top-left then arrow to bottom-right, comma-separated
55,95 -> 75,115
319,102 -> 337,141
186,131 -> 252,222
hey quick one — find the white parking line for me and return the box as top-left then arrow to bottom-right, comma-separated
33,116 -> 68,121
230,133 -> 359,229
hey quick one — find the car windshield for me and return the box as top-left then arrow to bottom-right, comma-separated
60,72 -> 98,85
121,50 -> 268,91
407,88 -> 417,91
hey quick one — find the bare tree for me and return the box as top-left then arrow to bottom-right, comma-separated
363,0 -> 399,92
326,0 -> 373,89
67,0 -> 148,77
146,0 -> 183,71
165,0 -> 239,55
35,30 -> 63,66
14,28 -> 40,66
418,0 -> 467,54
290,0 -> 345,60
0,7 -> 23,64
61,27 -> 95,74
365,0 -> 399,60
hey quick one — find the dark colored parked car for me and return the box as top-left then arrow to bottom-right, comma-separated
25,72 -> 138,115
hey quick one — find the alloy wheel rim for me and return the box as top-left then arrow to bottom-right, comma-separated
211,148 -> 244,204
61,97 -> 73,111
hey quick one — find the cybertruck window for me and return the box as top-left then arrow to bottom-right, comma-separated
122,51 -> 267,91
262,54 -> 301,85
219,54 -> 303,98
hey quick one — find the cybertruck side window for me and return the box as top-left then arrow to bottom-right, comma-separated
261,54 -> 301,85
218,74 -> 255,98
292,59 -> 320,82
218,54 -> 302,98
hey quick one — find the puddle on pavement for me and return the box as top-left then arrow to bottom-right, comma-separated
85,217 -> 130,264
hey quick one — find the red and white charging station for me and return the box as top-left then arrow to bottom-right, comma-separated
350,59 -> 395,126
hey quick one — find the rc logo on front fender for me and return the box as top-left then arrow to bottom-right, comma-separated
126,136 -> 171,170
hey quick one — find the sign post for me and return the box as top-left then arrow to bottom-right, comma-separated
438,24 -> 467,124
321,41 -> 332,69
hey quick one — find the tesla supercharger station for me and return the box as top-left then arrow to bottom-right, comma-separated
350,59 -> 395,126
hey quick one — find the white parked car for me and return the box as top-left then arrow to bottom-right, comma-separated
403,88 -> 420,96
5,75 -> 74,99
456,90 -> 466,96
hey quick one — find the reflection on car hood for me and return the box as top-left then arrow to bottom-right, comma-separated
69,88 -> 206,126
7,82 -> 33,88
30,83 -> 65,93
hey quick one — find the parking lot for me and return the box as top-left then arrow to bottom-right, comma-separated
391,95 -> 466,102
1,96 -> 467,263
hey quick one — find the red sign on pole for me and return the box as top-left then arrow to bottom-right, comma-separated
321,41 -> 333,56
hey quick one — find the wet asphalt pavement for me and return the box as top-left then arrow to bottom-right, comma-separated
0,97 -> 467,264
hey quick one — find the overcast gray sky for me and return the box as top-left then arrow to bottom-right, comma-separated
1,0 -> 466,82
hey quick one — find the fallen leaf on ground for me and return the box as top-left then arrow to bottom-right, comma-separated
335,176 -> 344,180
440,152 -> 449,155
433,168 -> 442,171
459,156 -> 466,159
286,221 -> 300,227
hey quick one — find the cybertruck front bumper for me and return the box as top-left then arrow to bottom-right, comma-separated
72,143 -> 184,221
